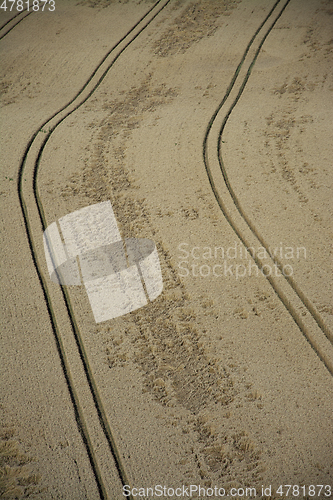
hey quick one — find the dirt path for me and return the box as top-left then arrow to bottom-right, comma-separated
1,0 -> 332,498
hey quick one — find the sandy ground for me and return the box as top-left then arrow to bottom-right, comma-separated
1,0 -> 332,498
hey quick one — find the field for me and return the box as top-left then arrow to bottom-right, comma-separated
1,0 -> 332,498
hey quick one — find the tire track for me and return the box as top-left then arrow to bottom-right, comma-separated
203,0 -> 333,376
17,1 -> 170,498
0,9 -> 32,40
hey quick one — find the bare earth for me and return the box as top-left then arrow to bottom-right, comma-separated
1,0 -> 332,498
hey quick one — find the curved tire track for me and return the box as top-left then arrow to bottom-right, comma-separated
203,0 -> 333,376
0,9 -> 32,40
17,1 -> 170,498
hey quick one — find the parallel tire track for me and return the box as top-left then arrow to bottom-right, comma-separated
0,9 -> 32,40
16,1 -> 170,498
204,0 -> 333,376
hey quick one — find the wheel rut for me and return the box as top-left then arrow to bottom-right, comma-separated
15,1 -> 171,498
203,0 -> 333,376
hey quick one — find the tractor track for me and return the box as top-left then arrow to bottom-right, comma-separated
4,0 -> 332,497
203,0 -> 333,376
13,0 -> 170,498
0,8 -> 32,40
